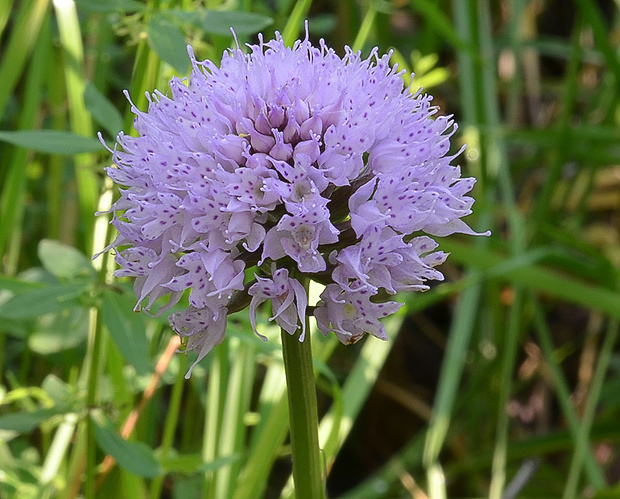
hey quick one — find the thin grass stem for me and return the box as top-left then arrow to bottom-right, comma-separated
351,1 -> 377,52
53,0 -> 99,249
0,7 -> 50,262
281,0 -> 313,46
150,354 -> 187,498
424,3 -> 496,496
0,0 -> 49,118
563,318 -> 617,497
232,359 -> 288,499
489,288 -> 525,498
203,342 -> 228,498
532,299 -> 606,487
215,340 -> 255,499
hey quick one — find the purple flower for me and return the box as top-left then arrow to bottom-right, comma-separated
248,266 -> 308,340
169,306 -> 227,378
100,29 -> 488,374
331,226 -> 447,295
314,284 -> 403,344
261,199 -> 339,273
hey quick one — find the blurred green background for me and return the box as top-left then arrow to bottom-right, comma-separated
1,0 -> 620,497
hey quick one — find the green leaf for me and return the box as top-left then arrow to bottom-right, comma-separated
438,239 -> 620,320
414,68 -> 450,91
167,9 -> 273,36
411,52 -> 449,90
0,130 -> 103,154
160,453 -> 240,473
41,375 -> 73,406
413,52 -> 440,75
38,239 -> 96,281
93,414 -> 162,478
147,14 -> 189,74
0,282 -> 88,320
100,290 -> 152,375
196,453 -> 241,473
84,83 -> 123,137
593,483 -> 620,499
159,453 -> 204,473
408,0 -> 469,51
0,408 -> 62,432
0,274 -> 46,294
75,0 -> 146,13
29,306 -> 89,354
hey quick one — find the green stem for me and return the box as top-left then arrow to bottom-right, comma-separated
532,300 -> 605,487
281,323 -> 324,499
85,307 -> 104,499
563,318 -> 617,498
203,343 -> 228,499
281,0 -> 312,47
150,354 -> 187,499
489,287 -> 525,499
351,1 -> 377,52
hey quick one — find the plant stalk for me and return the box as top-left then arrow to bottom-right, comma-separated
281,322 -> 324,499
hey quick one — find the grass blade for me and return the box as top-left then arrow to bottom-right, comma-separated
0,0 -> 50,118
53,0 -> 100,250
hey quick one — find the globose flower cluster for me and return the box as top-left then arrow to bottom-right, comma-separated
102,32 -> 488,376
